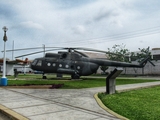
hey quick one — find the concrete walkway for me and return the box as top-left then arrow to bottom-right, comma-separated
0,81 -> 160,120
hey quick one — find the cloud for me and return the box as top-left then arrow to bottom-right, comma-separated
110,20 -> 123,27
19,21 -> 44,30
54,0 -> 94,9
94,9 -> 119,22
72,25 -> 86,35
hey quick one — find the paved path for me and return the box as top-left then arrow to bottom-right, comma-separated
0,81 -> 160,120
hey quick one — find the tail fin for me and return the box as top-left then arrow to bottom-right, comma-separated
139,56 -> 150,67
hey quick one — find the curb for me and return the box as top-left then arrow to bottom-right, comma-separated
94,93 -> 129,120
117,84 -> 160,93
0,104 -> 29,120
0,84 -> 64,89
0,85 -> 52,89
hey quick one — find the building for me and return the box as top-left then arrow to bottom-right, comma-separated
0,58 -> 32,75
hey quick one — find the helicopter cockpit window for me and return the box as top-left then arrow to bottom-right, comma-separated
61,53 -> 67,59
36,60 -> 42,66
32,60 -> 37,65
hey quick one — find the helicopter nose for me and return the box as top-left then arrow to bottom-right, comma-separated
30,59 -> 37,69
30,61 -> 34,69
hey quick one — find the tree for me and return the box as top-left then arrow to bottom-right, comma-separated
136,47 -> 151,62
107,44 -> 151,75
107,43 -> 130,62
100,66 -> 108,74
131,47 -> 151,75
127,47 -> 151,61
108,44 -> 150,62
107,44 -> 130,75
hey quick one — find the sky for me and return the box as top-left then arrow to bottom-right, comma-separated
0,0 -> 160,60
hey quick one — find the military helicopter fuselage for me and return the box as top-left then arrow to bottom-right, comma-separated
30,51 -> 149,79
31,52 -> 100,78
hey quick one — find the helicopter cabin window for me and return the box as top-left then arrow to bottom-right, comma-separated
36,60 -> 42,66
65,64 -> 69,68
47,63 -> 51,66
77,66 -> 80,69
53,63 -> 56,67
59,64 -> 62,67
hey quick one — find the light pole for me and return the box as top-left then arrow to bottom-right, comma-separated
1,26 -> 8,86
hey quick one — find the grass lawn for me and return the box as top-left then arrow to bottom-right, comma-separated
4,74 -> 159,89
98,86 -> 160,120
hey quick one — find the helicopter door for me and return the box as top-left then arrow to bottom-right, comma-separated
70,53 -> 80,78
58,53 -> 72,72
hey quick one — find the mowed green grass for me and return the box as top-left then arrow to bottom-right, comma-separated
98,86 -> 160,120
6,74 -> 158,89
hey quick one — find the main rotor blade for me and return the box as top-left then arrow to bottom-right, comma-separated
73,47 -> 123,56
3,47 -> 63,52
13,46 -> 128,58
5,46 -> 121,56
74,50 -> 89,57
15,48 -> 61,58
4,47 -> 43,52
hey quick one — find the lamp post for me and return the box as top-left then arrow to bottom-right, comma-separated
1,26 -> 8,86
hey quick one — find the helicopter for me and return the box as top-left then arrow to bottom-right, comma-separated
14,47 -> 151,79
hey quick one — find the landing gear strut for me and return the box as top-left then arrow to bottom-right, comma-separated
71,74 -> 80,79
42,73 -> 47,79
71,71 -> 80,79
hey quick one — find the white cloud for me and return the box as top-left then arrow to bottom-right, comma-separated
19,21 -> 44,30
110,20 -> 123,28
72,25 -> 86,34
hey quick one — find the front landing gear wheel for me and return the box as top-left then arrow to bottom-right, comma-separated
42,76 -> 47,79
42,73 -> 47,79
71,74 -> 80,79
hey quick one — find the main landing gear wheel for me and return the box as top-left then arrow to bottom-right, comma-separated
42,73 -> 47,79
71,74 -> 80,79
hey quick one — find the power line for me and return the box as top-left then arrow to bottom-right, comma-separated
55,26 -> 160,46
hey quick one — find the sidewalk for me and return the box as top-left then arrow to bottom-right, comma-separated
0,81 -> 160,120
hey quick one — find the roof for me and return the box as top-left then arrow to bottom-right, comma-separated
0,58 -> 31,65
